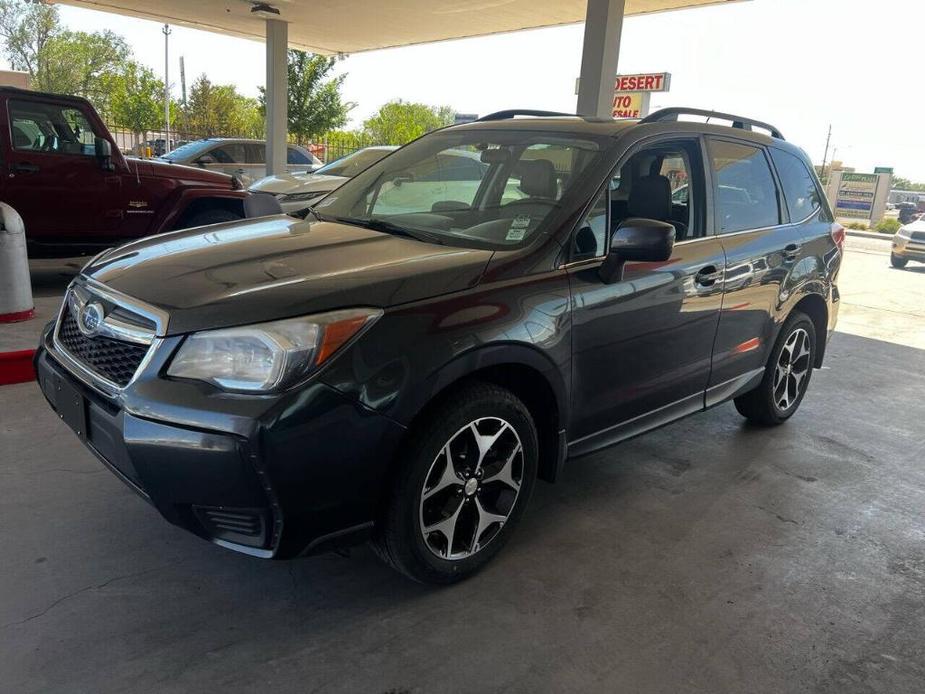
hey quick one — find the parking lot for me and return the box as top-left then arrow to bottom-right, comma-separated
1,235 -> 923,693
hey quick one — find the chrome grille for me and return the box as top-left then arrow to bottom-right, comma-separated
53,281 -> 163,390
57,310 -> 148,387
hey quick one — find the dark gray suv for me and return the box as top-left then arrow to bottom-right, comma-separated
36,108 -> 843,583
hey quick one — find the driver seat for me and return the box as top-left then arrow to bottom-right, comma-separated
501,159 -> 559,220
626,175 -> 687,240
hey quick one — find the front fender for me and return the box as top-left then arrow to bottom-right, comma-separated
151,188 -> 248,234
319,270 -> 573,428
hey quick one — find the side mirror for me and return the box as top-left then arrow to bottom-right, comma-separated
392,173 -> 414,188
94,137 -> 114,171
599,218 -> 675,284
195,154 -> 216,166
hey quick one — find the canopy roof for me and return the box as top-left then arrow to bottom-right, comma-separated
60,0 -> 743,54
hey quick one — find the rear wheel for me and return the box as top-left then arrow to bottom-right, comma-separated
890,253 -> 908,269
373,382 -> 538,584
734,311 -> 816,426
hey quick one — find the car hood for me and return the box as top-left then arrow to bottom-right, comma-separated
136,158 -> 236,187
84,215 -> 493,335
901,218 -> 925,232
249,173 -> 346,195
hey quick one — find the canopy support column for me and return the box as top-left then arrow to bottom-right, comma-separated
576,0 -> 625,118
266,18 -> 288,176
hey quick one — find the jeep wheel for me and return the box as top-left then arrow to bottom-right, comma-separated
373,382 -> 538,584
890,253 -> 908,269
182,208 -> 242,229
734,311 -> 816,426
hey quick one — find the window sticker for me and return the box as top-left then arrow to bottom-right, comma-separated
506,215 -> 531,241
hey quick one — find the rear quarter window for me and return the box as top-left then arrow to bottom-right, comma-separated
770,148 -> 823,222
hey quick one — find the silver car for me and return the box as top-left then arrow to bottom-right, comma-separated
159,138 -> 322,185
250,146 -> 398,214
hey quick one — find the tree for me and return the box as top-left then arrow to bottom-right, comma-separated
363,100 -> 454,145
186,74 -> 264,138
34,30 -> 131,115
110,62 -> 165,147
258,50 -> 352,142
0,0 -> 58,76
891,176 -> 925,192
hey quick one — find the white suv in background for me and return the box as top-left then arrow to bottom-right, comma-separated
159,138 -> 322,185
891,217 -> 925,268
250,146 -> 398,214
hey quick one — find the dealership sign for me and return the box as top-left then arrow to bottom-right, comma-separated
612,72 -> 671,119
834,173 -> 879,219
614,73 -> 671,93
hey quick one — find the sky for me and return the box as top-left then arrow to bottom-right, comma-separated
15,0 -> 925,179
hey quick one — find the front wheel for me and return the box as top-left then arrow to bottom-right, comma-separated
890,253 -> 908,269
734,311 -> 816,426
373,382 -> 538,584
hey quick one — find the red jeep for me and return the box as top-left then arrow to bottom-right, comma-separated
1,87 -> 248,258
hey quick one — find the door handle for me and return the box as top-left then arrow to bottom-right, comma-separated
11,162 -> 39,174
783,243 -> 801,260
695,265 -> 723,287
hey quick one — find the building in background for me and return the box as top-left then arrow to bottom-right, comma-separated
0,71 -> 29,89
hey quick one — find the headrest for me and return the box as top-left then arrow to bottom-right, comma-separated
628,175 -> 672,221
517,159 -> 558,199
11,125 -> 30,149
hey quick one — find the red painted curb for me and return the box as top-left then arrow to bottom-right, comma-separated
0,349 -> 36,386
0,308 -> 35,323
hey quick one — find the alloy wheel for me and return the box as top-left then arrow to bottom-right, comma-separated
419,417 -> 524,560
773,327 -> 811,411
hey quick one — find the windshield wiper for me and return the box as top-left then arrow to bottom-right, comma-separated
328,216 -> 445,244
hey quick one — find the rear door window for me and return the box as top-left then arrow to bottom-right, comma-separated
246,143 -> 266,164
708,140 -> 780,233
769,148 -> 822,222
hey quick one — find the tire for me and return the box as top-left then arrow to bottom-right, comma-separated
890,253 -> 908,269
734,311 -> 816,426
180,208 -> 241,229
372,381 -> 538,584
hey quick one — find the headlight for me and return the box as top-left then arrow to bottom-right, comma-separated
167,308 -> 381,392
277,191 -> 330,203
897,225 -> 911,238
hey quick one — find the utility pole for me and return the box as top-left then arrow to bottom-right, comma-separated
162,24 -> 172,154
820,123 -> 832,184
179,55 -> 187,141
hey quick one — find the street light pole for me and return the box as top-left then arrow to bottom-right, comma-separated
820,123 -> 832,184
162,24 -> 172,154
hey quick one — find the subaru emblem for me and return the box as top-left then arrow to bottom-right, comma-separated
78,301 -> 105,337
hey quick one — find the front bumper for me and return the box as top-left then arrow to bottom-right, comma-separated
893,235 -> 925,261
36,324 -> 405,559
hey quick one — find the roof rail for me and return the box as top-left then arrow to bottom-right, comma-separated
476,109 -> 574,122
639,107 -> 785,140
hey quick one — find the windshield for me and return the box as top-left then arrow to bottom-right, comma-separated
159,139 -> 213,161
316,147 -> 396,177
314,130 -> 605,249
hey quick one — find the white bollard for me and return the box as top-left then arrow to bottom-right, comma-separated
0,202 -> 34,323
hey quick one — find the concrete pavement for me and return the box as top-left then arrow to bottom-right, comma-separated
838,236 -> 925,349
